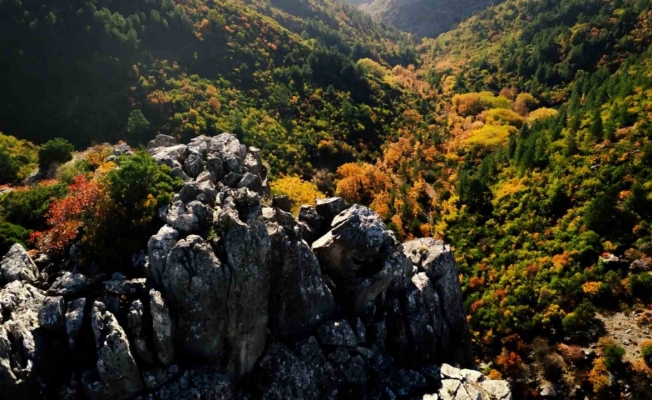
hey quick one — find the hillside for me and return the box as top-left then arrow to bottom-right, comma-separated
332,0 -> 652,397
357,0 -> 502,38
3,0 -> 652,398
0,0 -> 421,179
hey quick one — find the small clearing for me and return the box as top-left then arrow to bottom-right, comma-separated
596,311 -> 652,363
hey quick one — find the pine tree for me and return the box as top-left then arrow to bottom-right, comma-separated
589,110 -> 603,141
564,131 -> 578,157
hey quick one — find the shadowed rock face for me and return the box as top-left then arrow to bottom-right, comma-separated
0,134 -> 511,400
402,238 -> 475,367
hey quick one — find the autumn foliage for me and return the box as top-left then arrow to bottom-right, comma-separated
30,174 -> 110,255
271,176 -> 324,214
335,163 -> 391,205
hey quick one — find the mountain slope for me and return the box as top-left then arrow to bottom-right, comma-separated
0,0 -> 422,179
358,0 -> 502,38
332,0 -> 652,396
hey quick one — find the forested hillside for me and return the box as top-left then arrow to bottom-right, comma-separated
3,0 -> 652,398
0,0 -> 419,178
333,0 -> 652,397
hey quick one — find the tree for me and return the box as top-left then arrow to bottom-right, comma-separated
126,109 -> 150,143
589,110 -> 603,141
0,149 -> 19,184
38,138 -> 74,169
106,151 -> 179,221
564,131 -> 578,157
583,189 -> 618,235
335,163 -> 391,205
271,176 -> 324,215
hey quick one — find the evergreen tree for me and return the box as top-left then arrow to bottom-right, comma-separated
0,149 -> 19,185
564,131 -> 578,157
589,110 -> 603,141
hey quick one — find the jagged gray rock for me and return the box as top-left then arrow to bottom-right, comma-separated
318,320 -> 359,347
141,366 -> 234,400
264,207 -> 335,339
312,204 -> 413,311
257,342 -> 319,400
158,235 -> 230,363
403,238 -> 474,367
0,133 -> 511,400
315,197 -> 346,223
0,281 -> 45,393
147,225 -> 179,288
48,271 -> 91,297
148,134 -> 178,150
86,301 -> 144,399
165,200 -> 211,234
272,195 -> 292,213
150,289 -> 174,367
127,299 -> 155,365
0,243 -> 39,284
182,135 -> 208,178
216,188 -> 272,376
386,272 -> 445,366
38,296 -> 65,331
422,363 -> 512,400
210,133 -> 246,175
65,298 -> 86,350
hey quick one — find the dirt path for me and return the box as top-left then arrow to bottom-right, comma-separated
596,311 -> 652,363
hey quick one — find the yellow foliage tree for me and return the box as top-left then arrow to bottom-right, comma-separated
527,107 -> 559,124
271,176 -> 324,214
588,358 -> 610,393
336,163 -> 391,205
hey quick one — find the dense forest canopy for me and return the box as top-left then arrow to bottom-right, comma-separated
3,0 -> 652,397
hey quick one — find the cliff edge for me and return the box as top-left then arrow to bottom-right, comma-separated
0,133 -> 511,400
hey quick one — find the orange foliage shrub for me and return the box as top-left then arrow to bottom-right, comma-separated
588,358 -> 610,393
336,163 -> 391,205
370,190 -> 392,220
495,349 -> 523,377
487,369 -> 503,380
637,311 -> 652,328
582,281 -> 602,295
469,276 -> 486,289
557,343 -> 585,364
31,175 -> 111,255
470,299 -> 485,313
85,144 -> 114,170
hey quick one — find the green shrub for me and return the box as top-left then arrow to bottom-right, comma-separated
0,221 -> 29,255
106,151 -> 180,211
630,273 -> 652,300
0,149 -> 20,184
0,183 -> 68,229
82,151 -> 181,261
38,138 -> 74,169
562,302 -> 596,334
56,159 -> 91,185
603,345 -> 625,370
642,344 -> 652,368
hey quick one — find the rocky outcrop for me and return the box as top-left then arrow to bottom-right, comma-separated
0,281 -> 45,392
402,238 -> 475,366
0,133 -> 510,400
84,301 -> 144,399
0,243 -> 39,284
312,205 -> 413,312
